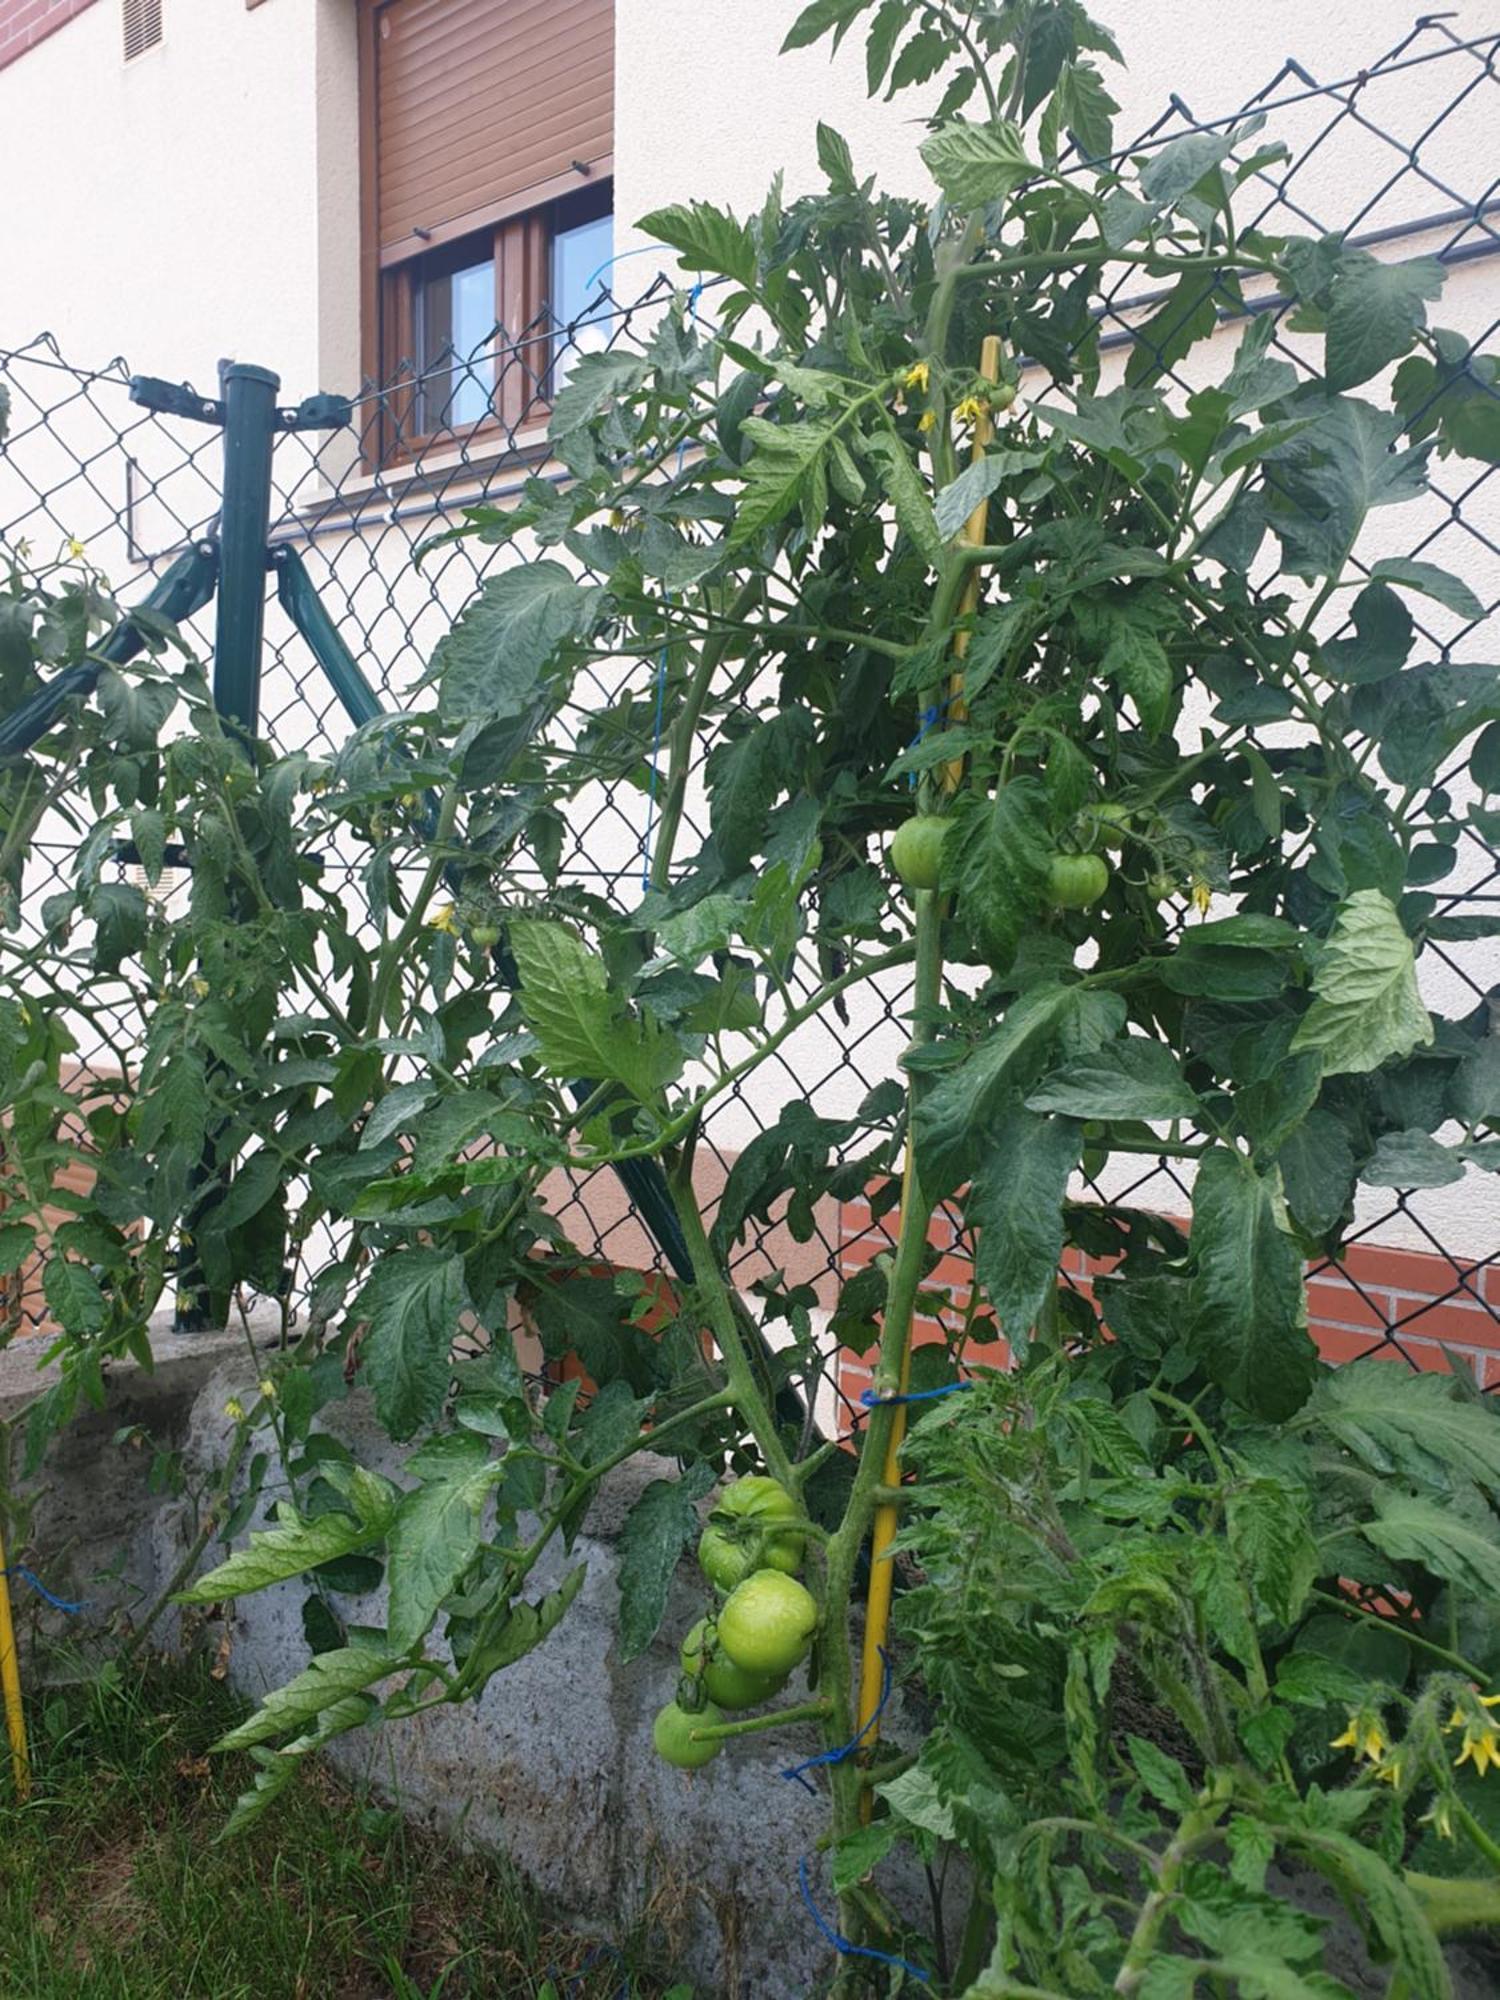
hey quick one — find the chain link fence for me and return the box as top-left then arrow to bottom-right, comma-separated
3,12 -> 1500,1427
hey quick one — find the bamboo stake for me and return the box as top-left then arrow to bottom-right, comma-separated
0,1524 -> 31,1801
854,335 -> 1004,1794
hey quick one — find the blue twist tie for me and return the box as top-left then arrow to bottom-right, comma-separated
780,1647 -> 894,1795
906,700 -> 949,789
1,1567 -> 84,1614
797,1855 -> 930,1984
859,1380 -> 974,1409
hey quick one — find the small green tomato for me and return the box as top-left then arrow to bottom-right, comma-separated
653,1698 -> 724,1770
1048,852 -> 1110,910
888,815 -> 948,892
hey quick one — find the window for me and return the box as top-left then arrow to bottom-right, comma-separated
122,0 -> 163,61
359,0 -> 615,458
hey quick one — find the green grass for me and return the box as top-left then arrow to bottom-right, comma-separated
0,1655 -> 689,2000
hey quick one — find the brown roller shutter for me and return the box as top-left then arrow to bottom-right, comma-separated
373,0 -> 613,265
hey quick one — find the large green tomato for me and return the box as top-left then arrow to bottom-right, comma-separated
681,1618 -> 786,1711
716,1572 -> 819,1677
653,1698 -> 724,1769
697,1476 -> 804,1592
1048,852 -> 1110,910
1092,803 -> 1134,849
888,815 -> 948,891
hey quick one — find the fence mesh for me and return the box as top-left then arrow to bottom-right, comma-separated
3,13 -> 1500,1425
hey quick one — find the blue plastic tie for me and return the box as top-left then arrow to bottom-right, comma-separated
859,1380 -> 974,1409
1,1567 -> 84,1614
906,700 -> 948,789
797,1855 -> 931,1984
780,1646 -> 894,1796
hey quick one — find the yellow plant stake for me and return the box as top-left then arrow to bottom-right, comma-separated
0,1523 -> 31,1800
855,335 -> 1004,1802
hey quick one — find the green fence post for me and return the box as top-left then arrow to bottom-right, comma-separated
213,361 -> 280,733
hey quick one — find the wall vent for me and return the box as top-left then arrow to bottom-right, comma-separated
123,0 -> 162,62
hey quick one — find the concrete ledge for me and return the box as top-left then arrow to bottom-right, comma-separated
1,1312 -> 278,1641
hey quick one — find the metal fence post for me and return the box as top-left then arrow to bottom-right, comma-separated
214,360 -> 280,733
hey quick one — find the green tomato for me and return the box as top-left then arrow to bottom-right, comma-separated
888,815 -> 948,892
697,1475 -> 804,1592
716,1571 -> 819,1678
1093,803 -> 1134,849
1048,852 -> 1110,910
992,381 -> 1018,411
1145,871 -> 1177,902
652,1698 -> 723,1770
681,1618 -> 787,1711
469,922 -> 501,949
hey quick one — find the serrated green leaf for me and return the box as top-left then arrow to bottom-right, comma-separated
1126,1733 -> 1193,1810
548,351 -> 648,440
1361,1128 -> 1464,1188
213,1646 -> 399,1753
933,455 -> 1009,541
615,1460 -> 715,1662
432,562 -> 601,717
730,417 -> 835,545
1324,255 -> 1445,392
1026,1036 -> 1202,1122
1366,557 -> 1485,621
177,1467 -> 398,1605
386,1434 -> 504,1653
1102,623 -> 1173,734
863,431 -> 942,565
637,200 -> 757,287
0,1220 -> 36,1275
968,1108 -> 1081,1355
1364,1492 -> 1500,1597
1290,891 -> 1433,1077
354,1249 -> 469,1441
42,1256 -> 106,1335
510,919 -> 679,1101
919,119 -> 1034,209
1303,1366 -> 1500,1488
1189,1149 -> 1316,1420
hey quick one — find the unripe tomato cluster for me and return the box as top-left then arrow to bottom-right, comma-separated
651,1474 -> 818,1771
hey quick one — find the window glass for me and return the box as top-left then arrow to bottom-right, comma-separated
551,192 -> 614,392
418,251 -> 495,434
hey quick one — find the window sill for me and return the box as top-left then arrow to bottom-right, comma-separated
273,419 -> 562,546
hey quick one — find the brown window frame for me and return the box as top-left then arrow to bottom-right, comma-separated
357,0 -> 613,468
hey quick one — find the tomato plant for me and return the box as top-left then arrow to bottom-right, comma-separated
6,0 -> 1500,1989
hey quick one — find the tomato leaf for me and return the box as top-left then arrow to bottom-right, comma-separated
968,1108 -> 1082,1356
1188,1149 -> 1316,1420
355,1249 -> 470,1442
385,1434 -> 504,1654
615,1460 -> 715,1663
1290,891 -> 1433,1077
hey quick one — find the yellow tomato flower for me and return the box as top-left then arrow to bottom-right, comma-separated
1331,1710 -> 1389,1763
67,536 -> 87,560
1190,876 -> 1212,916
1374,1753 -> 1405,1787
917,410 -> 937,433
1455,1721 -> 1500,1778
901,360 -> 931,394
190,977 -> 210,999
428,903 -> 461,936
257,1378 -> 277,1402
223,1397 -> 245,1421
953,395 -> 989,427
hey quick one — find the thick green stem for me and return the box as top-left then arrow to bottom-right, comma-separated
1113,1805 -> 1222,1994
689,1698 -> 831,1743
667,1179 -> 798,1492
365,785 -> 460,1034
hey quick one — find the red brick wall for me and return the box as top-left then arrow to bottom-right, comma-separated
0,0 -> 100,73
835,1195 -> 1500,1424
